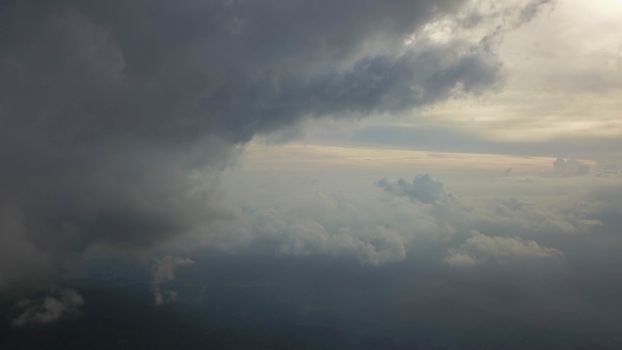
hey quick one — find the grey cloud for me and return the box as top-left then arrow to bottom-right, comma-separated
152,256 -> 195,305
0,205 -> 50,293
11,289 -> 84,327
0,0 -> 548,292
458,0 -> 554,28
517,0 -> 554,25
553,157 -> 591,176
207,172 -> 600,271
276,224 -> 408,266
106,172 -> 622,349
219,202 -> 411,266
378,174 -> 599,239
596,161 -> 622,177
203,172 -> 591,268
378,174 -> 447,204
445,230 -> 562,268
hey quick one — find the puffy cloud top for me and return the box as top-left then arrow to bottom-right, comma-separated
378,174 -> 447,204
553,158 -> 591,176
445,230 -> 562,268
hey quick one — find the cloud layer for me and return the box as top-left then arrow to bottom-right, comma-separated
445,230 -> 562,267
0,0 -> 544,293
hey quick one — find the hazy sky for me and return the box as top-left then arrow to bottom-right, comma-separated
1,0 -> 621,349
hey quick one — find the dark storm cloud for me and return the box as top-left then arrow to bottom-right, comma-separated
0,0 -> 540,292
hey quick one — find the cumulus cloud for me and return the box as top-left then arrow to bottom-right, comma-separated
152,256 -> 194,305
11,289 -> 84,327
215,200 -> 411,266
445,230 -> 562,268
378,174 -> 600,238
180,169 -> 612,271
378,174 -> 447,204
553,158 -> 591,176
277,223 -> 407,266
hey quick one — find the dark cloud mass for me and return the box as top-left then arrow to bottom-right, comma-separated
0,0 -> 511,291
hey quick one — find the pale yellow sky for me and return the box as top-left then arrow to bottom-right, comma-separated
416,0 -> 622,140
241,142 -> 563,174
250,0 -> 622,169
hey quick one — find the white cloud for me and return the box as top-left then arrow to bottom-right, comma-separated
173,168 -> 615,271
445,230 -> 562,268
226,204 -> 410,266
378,174 -> 599,238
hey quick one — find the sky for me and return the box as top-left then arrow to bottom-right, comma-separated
1,0 -> 622,349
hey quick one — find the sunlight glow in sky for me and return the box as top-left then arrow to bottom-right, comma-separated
258,0 -> 622,167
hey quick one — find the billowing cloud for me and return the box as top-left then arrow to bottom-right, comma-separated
378,174 -> 447,204
377,174 -> 601,238
553,158 -> 591,176
206,193 -> 416,266
180,170 -> 606,271
264,216 -> 407,266
445,230 -> 562,267
11,289 -> 84,327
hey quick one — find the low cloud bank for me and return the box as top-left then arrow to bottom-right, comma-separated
11,289 -> 84,327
